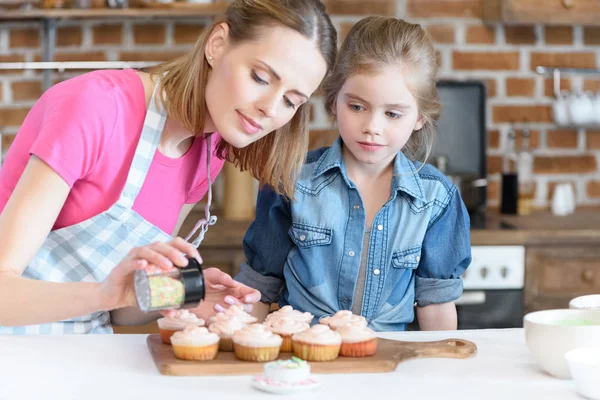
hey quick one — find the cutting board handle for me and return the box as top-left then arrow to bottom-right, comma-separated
403,338 -> 478,360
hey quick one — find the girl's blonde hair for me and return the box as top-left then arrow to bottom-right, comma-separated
323,16 -> 440,163
151,0 -> 337,198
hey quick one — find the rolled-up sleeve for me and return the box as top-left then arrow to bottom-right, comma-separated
415,187 -> 471,307
234,185 -> 294,303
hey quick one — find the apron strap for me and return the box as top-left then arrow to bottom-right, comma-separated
117,78 -> 166,209
184,134 -> 217,248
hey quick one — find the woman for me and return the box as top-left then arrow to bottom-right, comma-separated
0,0 -> 337,334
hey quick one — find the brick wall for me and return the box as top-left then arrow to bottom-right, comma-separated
2,0 -> 600,210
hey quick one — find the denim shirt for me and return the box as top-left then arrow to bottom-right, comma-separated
235,137 -> 471,331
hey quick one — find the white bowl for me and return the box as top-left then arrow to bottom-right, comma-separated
570,295 -> 600,310
565,348 -> 600,399
524,309 -> 600,379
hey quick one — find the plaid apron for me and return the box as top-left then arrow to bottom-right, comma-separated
0,78 -> 216,334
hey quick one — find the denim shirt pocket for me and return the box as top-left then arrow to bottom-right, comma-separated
391,246 -> 422,270
289,223 -> 332,248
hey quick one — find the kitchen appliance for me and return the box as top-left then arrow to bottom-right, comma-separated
432,80 -> 487,221
456,245 -> 525,329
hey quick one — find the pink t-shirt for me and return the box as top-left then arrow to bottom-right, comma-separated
0,69 -> 225,234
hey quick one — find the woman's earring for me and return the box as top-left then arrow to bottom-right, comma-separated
208,56 -> 213,62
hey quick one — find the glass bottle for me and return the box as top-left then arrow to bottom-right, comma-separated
500,126 -> 518,215
517,127 -> 535,215
134,256 -> 205,313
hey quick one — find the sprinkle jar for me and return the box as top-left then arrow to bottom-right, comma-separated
134,257 -> 205,312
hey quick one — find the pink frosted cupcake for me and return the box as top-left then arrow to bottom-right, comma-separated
336,324 -> 378,357
320,310 -> 367,330
157,309 -> 205,345
209,304 -> 257,325
170,326 -> 220,361
265,305 -> 314,325
208,313 -> 248,352
292,324 -> 341,361
265,317 -> 310,352
232,323 -> 282,362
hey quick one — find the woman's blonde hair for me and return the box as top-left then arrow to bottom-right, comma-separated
323,16 -> 440,163
151,0 -> 337,198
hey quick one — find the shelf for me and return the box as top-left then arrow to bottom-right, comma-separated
0,5 -> 228,20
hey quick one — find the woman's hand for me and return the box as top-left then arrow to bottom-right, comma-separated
179,268 -> 261,321
100,237 -> 200,310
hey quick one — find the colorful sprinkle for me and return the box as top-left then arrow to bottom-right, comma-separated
148,275 -> 184,309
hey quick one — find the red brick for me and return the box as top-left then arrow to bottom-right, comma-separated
545,26 -> 573,45
0,108 -> 31,127
544,78 -> 571,97
487,155 -> 502,174
505,26 -> 537,45
583,27 -> 600,45
34,52 -> 107,62
0,55 -> 26,75
322,0 -> 396,16
427,24 -> 455,44
93,24 -> 123,45
587,131 -> 600,149
487,180 -> 499,202
583,79 -> 600,92
534,156 -> 597,174
0,82 -> 2,102
12,81 -> 43,101
465,24 -> 496,44
9,28 -> 40,48
453,51 -> 519,70
587,181 -> 600,198
339,23 -> 355,42
506,78 -> 535,97
493,105 -> 552,123
174,23 -> 205,45
56,26 -> 82,47
488,129 -> 500,149
547,129 -> 579,149
134,24 -> 166,45
2,134 -> 15,150
407,0 -> 482,18
119,51 -> 186,62
530,52 -> 596,70
484,78 -> 497,98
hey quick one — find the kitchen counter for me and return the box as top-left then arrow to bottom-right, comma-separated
0,329 -> 582,400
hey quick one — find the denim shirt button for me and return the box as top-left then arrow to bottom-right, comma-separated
377,224 -> 383,231
342,297 -> 348,303
353,205 -> 360,210
373,269 -> 381,275
416,255 -> 421,262
299,234 -> 306,241
348,250 -> 355,257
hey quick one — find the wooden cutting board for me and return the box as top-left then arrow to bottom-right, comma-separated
147,334 -> 477,376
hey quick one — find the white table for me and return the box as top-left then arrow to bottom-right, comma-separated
0,329 -> 582,400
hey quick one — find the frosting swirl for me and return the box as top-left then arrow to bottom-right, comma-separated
320,310 -> 367,330
336,324 -> 377,343
157,309 -> 204,330
265,305 -> 314,324
170,326 -> 219,346
266,317 -> 310,335
220,305 -> 257,324
208,315 -> 247,337
232,323 -> 282,348
292,324 -> 342,345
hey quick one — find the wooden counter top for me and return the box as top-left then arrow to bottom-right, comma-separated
182,209 -> 600,248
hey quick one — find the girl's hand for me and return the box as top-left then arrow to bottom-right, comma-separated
100,237 -> 200,310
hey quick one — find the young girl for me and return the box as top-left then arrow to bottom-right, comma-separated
0,0 -> 337,334
235,16 -> 471,331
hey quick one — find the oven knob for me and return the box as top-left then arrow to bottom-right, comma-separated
501,266 -> 510,279
480,267 -> 489,279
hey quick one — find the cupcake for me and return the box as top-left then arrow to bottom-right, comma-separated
157,309 -> 205,345
265,305 -> 314,325
336,324 -> 378,357
265,317 -> 310,352
292,324 -> 341,361
208,313 -> 248,351
319,310 -> 367,330
170,326 -> 220,361
232,323 -> 282,362
210,304 -> 257,325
